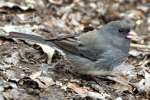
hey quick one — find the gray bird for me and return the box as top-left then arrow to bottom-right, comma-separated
6,20 -> 137,76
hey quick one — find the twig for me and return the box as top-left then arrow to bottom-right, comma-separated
131,43 -> 150,49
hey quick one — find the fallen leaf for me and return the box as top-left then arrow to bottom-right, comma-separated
37,43 -> 55,64
30,71 -> 42,79
34,76 -> 55,88
67,82 -> 111,99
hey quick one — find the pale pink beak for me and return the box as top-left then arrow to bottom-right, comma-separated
127,31 -> 139,41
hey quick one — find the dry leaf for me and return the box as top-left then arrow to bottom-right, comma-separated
34,76 -> 55,88
49,0 -> 63,5
67,82 -> 111,99
37,43 -> 55,64
30,71 -> 42,79
0,2 -> 34,11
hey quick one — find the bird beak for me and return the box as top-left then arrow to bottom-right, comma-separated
127,31 -> 139,41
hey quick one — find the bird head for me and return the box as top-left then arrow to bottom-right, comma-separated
104,20 -> 138,41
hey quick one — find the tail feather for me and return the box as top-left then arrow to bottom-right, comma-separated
8,32 -> 48,44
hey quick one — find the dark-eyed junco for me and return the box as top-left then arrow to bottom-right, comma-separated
6,20 -> 138,76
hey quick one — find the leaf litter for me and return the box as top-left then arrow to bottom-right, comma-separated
0,0 -> 149,99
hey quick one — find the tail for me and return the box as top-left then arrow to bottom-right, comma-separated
8,32 -> 48,44
7,32 -> 78,54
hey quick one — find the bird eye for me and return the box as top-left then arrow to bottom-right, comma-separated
119,28 -> 130,34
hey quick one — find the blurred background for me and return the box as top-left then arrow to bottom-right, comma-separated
0,0 -> 149,35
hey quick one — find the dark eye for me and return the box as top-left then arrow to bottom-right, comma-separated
119,28 -> 130,33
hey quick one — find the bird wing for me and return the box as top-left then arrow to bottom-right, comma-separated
53,30 -> 108,61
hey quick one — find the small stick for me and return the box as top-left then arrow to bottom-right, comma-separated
131,43 -> 150,49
